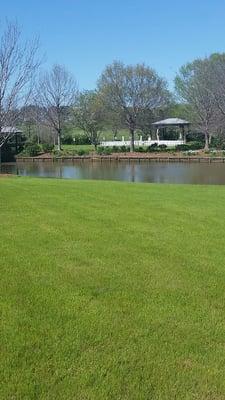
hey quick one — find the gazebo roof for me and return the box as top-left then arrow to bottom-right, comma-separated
152,118 -> 190,127
0,126 -> 23,134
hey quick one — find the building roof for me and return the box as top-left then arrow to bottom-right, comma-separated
0,126 -> 23,134
152,118 -> 190,126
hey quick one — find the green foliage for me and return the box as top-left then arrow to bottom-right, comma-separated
158,144 -> 167,151
97,146 -> 112,155
77,149 -> 86,156
147,143 -> 159,152
42,143 -> 54,153
23,143 -> 41,156
135,146 -> 146,153
61,133 -> 74,144
73,133 -> 91,145
176,142 -> 203,152
74,90 -> 104,147
120,145 -> 130,152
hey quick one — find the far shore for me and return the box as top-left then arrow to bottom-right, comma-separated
12,150 -> 225,163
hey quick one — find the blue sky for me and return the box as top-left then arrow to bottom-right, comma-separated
1,0 -> 225,90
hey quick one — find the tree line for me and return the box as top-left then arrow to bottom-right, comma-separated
1,20 -> 225,153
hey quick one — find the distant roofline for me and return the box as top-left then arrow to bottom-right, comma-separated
152,118 -> 190,126
0,126 -> 23,134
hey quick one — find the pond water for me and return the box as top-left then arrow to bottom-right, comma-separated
2,160 -> 225,184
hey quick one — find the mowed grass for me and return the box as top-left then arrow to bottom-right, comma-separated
1,178 -> 225,399
69,128 -> 131,141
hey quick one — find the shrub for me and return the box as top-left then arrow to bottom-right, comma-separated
62,134 -> 74,144
176,142 -> 202,152
158,144 -> 167,151
24,143 -> 41,157
97,146 -> 105,155
135,146 -> 145,153
147,143 -> 158,152
120,145 -> 129,152
188,141 -> 203,150
175,144 -> 190,152
73,133 -> 91,145
112,146 -> 120,153
104,147 -> 112,155
77,149 -> 86,156
97,147 -> 112,155
42,143 -> 54,153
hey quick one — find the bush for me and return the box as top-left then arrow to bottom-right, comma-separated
135,146 -> 146,153
61,134 -> 74,145
77,149 -> 86,156
42,143 -> 54,153
175,144 -> 190,151
120,145 -> 129,152
158,144 -> 167,151
147,143 -> 158,152
73,133 -> 91,145
97,147 -> 112,155
188,141 -> 203,150
97,146 -> 105,155
103,147 -> 112,155
176,142 -> 202,152
24,143 -> 41,157
112,146 -> 120,153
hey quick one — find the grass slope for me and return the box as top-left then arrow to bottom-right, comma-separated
1,178 -> 225,399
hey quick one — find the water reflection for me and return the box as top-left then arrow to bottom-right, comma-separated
1,160 -> 225,185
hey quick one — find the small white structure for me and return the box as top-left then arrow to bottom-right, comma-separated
100,118 -> 190,148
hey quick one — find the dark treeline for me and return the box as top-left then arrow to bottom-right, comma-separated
1,20 -> 225,155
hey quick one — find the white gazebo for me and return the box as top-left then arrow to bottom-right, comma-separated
100,118 -> 190,148
152,118 -> 190,143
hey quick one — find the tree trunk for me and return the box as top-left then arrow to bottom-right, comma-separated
130,128 -> 135,152
204,132 -> 209,151
57,131 -> 61,151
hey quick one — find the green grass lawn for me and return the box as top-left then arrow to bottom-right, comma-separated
68,128 -> 131,141
1,177 -> 225,399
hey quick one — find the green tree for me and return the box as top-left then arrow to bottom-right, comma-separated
74,91 -> 105,149
98,61 -> 171,152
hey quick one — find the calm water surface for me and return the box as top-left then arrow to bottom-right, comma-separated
2,160 -> 225,184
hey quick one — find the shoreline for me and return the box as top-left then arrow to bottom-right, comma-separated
12,152 -> 225,163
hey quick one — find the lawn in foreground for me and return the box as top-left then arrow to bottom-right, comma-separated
1,177 -> 225,399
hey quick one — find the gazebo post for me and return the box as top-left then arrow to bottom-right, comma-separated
182,125 -> 186,143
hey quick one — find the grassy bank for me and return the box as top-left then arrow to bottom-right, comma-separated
1,177 -> 225,399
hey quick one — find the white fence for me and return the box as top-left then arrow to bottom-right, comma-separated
100,139 -> 185,148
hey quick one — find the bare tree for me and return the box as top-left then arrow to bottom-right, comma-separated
36,64 -> 78,150
206,54 -> 225,123
0,21 -> 41,157
98,61 -> 171,151
175,57 -> 220,150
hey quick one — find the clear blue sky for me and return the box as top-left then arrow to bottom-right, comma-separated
1,0 -> 225,90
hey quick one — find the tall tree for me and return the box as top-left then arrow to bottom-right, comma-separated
175,57 -> 220,150
206,54 -> 225,123
36,64 -> 77,150
98,61 -> 171,151
74,90 -> 105,149
0,21 -> 41,156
